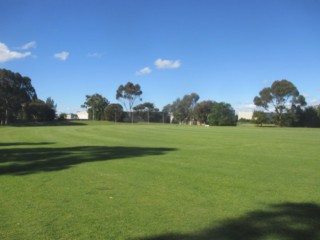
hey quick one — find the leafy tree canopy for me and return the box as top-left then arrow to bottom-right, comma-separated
116,82 -> 142,113
162,104 -> 172,113
133,102 -> 158,112
104,103 -> 124,122
170,93 -> 200,124
0,68 -> 37,124
208,102 -> 237,126
252,110 -> 269,126
82,93 -> 109,120
253,79 -> 306,126
26,99 -> 56,121
297,106 -> 320,128
194,100 -> 215,124
45,97 -> 57,111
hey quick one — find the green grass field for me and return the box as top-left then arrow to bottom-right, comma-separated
1,122 -> 319,239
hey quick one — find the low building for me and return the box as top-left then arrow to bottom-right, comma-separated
66,113 -> 78,120
77,111 -> 89,120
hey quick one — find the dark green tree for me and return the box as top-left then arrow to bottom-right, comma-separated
300,106 -> 320,127
44,97 -> 57,121
26,99 -> 56,121
170,93 -> 200,124
170,98 -> 183,123
133,102 -> 159,122
208,102 -> 237,126
162,104 -> 172,114
252,110 -> 269,126
104,103 -> 124,122
0,68 -> 37,124
46,97 -> 57,110
133,102 -> 157,112
162,104 -> 173,123
58,113 -> 67,121
182,93 -> 200,123
194,100 -> 215,124
82,93 -> 109,120
253,80 -> 306,126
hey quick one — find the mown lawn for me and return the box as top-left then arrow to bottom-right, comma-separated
1,122 -> 319,239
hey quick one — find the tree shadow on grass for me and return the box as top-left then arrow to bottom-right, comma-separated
0,145 -> 176,175
137,202 -> 320,240
10,120 -> 87,127
0,142 -> 55,147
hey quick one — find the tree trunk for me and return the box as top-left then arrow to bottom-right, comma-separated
5,108 -> 8,125
4,98 -> 8,125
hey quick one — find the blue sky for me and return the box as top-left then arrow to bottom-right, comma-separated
1,0 -> 319,114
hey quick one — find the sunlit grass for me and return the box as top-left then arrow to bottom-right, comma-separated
1,122 -> 319,239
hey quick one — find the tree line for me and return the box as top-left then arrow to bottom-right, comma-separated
83,82 -> 238,126
77,79 -> 320,127
1,68 -> 319,127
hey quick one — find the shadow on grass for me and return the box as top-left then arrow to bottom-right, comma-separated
0,145 -> 176,175
10,120 -> 87,127
0,142 -> 55,147
137,202 -> 320,240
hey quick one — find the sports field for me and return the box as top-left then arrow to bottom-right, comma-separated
1,122 -> 319,239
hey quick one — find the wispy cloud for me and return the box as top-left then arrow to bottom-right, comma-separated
87,52 -> 103,58
0,42 -> 31,63
262,79 -> 270,84
155,58 -> 181,69
136,67 -> 152,76
54,51 -> 69,61
310,98 -> 320,105
20,41 -> 37,50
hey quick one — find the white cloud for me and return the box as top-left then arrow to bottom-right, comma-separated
136,67 -> 152,76
20,41 -> 37,50
0,42 -> 31,63
54,51 -> 69,61
302,92 -> 320,106
155,58 -> 181,69
305,95 -> 320,106
234,103 -> 256,113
